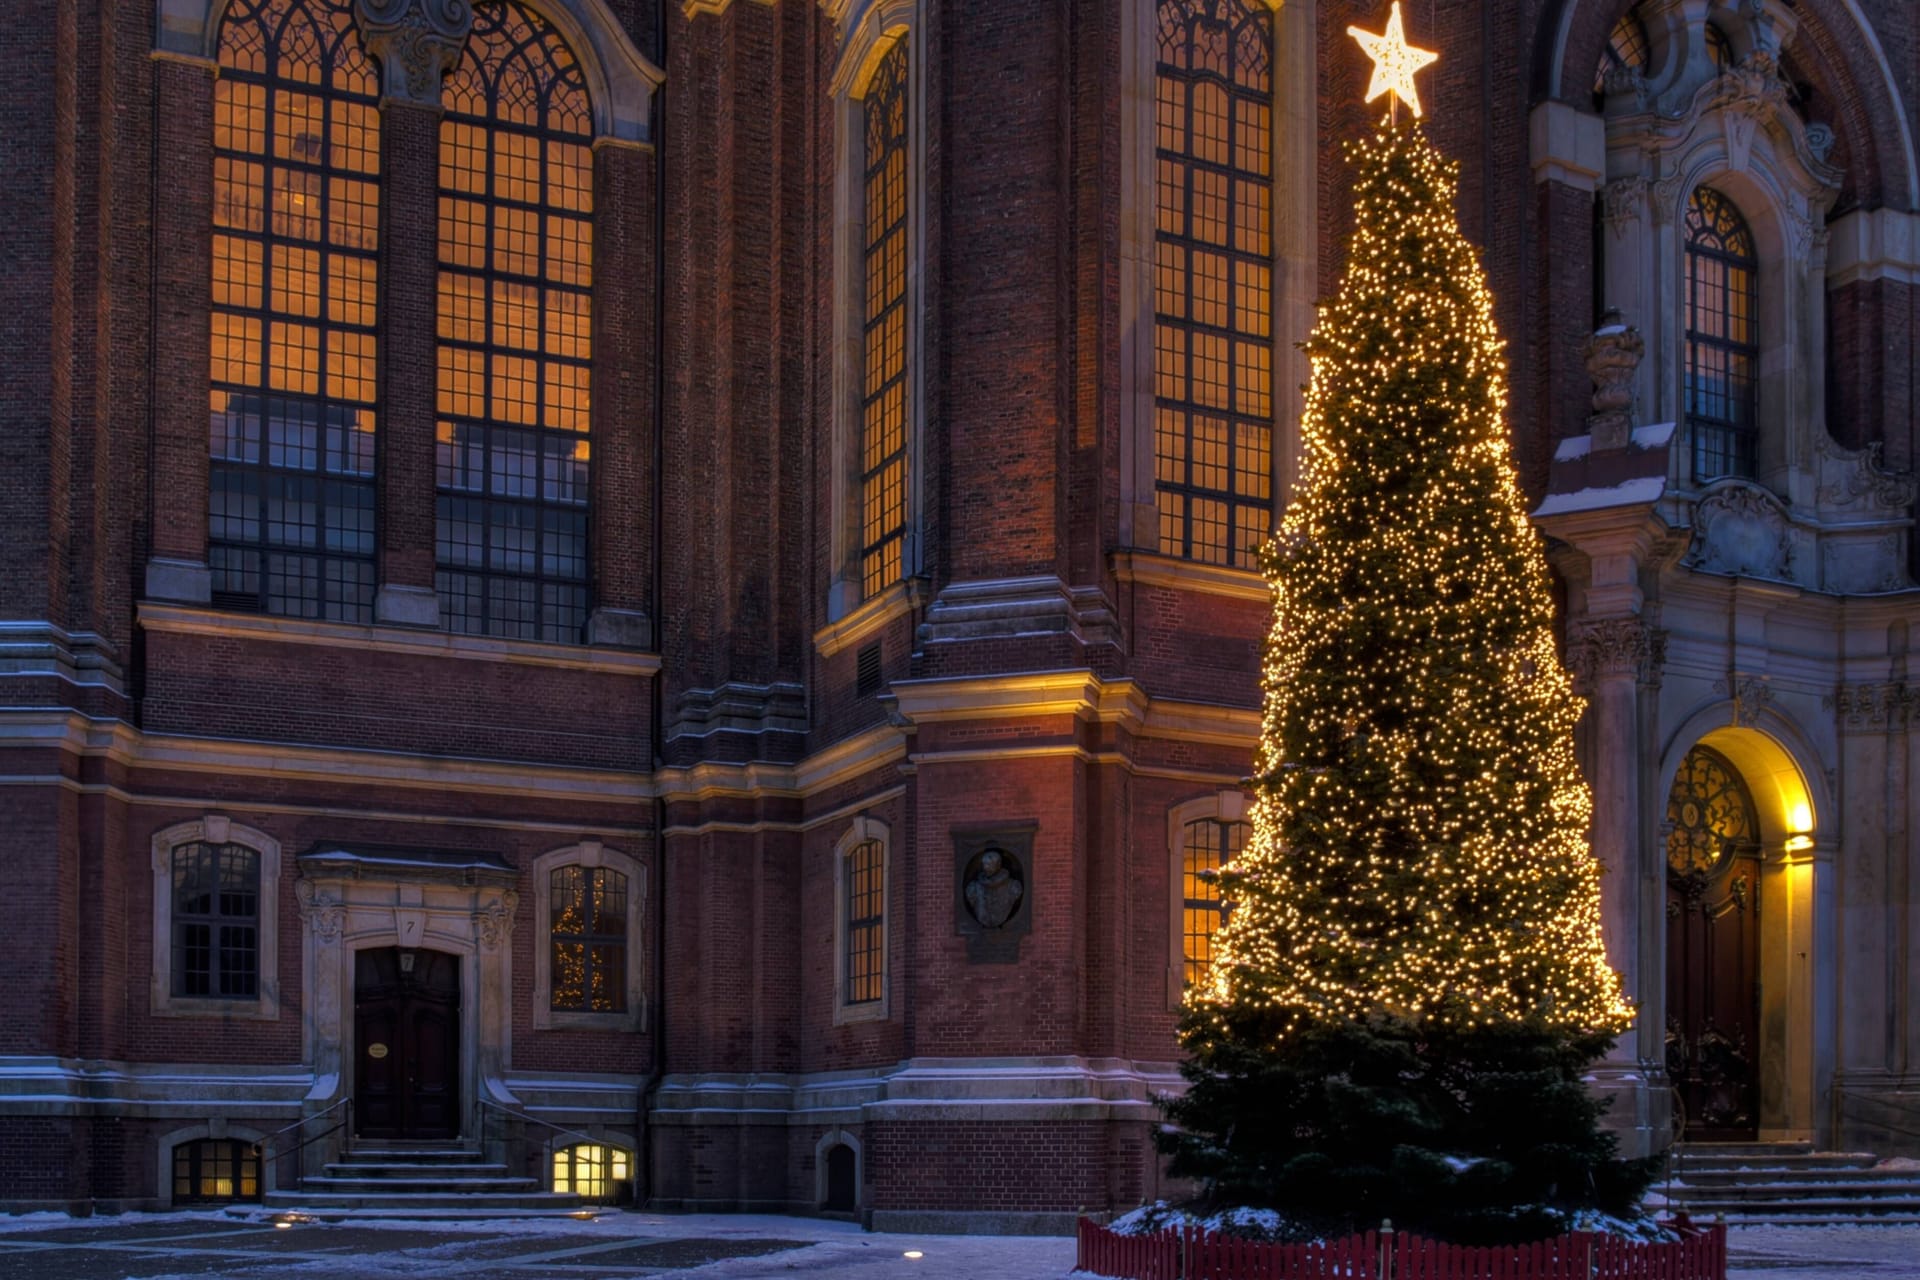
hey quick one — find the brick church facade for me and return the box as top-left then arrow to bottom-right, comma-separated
3,0 -> 1919,1229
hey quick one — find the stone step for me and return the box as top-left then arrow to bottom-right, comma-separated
1667,1180 -> 1920,1203
262,1189 -> 584,1213
1666,1196 -> 1920,1219
1676,1141 -> 1815,1159
324,1161 -> 516,1179
300,1175 -> 543,1195
1673,1166 -> 1920,1187
1673,1152 -> 1883,1173
339,1146 -> 488,1163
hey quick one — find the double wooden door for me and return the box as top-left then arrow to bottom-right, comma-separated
354,947 -> 460,1140
1664,746 -> 1761,1141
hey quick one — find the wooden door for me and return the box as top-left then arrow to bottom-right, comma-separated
354,947 -> 461,1140
1663,746 -> 1761,1141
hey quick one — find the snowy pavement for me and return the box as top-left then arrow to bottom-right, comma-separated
0,1210 -> 1915,1278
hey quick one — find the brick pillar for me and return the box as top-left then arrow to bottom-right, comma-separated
145,53 -> 218,604
587,138 -> 656,649
372,98 -> 444,626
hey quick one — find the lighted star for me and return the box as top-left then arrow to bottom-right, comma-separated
1348,2 -> 1440,118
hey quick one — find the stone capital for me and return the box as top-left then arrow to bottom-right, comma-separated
354,0 -> 473,105
1567,617 -> 1667,691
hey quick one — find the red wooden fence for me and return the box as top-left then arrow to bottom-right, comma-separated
1075,1218 -> 1727,1280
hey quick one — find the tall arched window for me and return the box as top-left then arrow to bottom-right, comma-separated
436,0 -> 595,642
859,40 -> 910,600
1684,187 -> 1759,481
210,0 -> 380,621
1179,813 -> 1246,987
1154,0 -> 1274,568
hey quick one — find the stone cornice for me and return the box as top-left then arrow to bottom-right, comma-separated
1111,551 -> 1270,603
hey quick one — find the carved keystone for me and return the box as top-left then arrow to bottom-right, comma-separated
354,0 -> 473,104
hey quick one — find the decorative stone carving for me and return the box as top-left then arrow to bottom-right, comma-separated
1805,122 -> 1836,165
1814,433 -> 1918,517
1602,178 -> 1648,238
953,827 -> 1035,963
473,891 -> 520,952
1828,682 -> 1911,731
1600,64 -> 1648,109
295,878 -> 347,943
353,0 -> 473,104
1567,618 -> 1666,690
1714,673 -> 1773,727
1583,310 -> 1644,449
1650,175 -> 1684,223
1685,483 -> 1799,583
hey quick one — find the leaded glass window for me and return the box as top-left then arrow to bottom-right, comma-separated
436,0 -> 594,642
1154,0 -> 1274,568
172,842 -> 261,999
860,41 -> 911,600
549,865 -> 626,1012
1594,11 -> 1650,96
844,838 -> 884,1006
210,0 -> 379,621
1684,187 -> 1758,481
1665,746 -> 1758,877
1181,816 -> 1246,986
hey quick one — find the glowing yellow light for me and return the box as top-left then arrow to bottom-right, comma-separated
904,1250 -> 925,1259
1788,801 -> 1813,834
1348,3 -> 1440,119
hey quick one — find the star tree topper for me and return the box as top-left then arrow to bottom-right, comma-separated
1348,2 -> 1440,119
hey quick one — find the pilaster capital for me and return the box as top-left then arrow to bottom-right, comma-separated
354,0 -> 473,105
1567,617 -> 1667,692
1827,681 -> 1913,732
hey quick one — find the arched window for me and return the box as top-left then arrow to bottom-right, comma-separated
173,1139 -> 262,1204
834,817 -> 890,1024
150,817 -> 283,1020
532,842 -> 645,1030
1153,0 -> 1274,568
1593,10 -> 1649,99
858,40 -> 911,600
551,1142 -> 630,1202
1665,745 -> 1758,877
210,0 -> 380,621
1179,813 -> 1246,987
435,0 -> 595,642
1684,187 -> 1759,481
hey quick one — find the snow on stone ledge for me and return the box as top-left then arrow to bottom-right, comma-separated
1533,475 -> 1666,517
1553,422 -> 1677,463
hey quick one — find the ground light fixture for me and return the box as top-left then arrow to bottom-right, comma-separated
903,1250 -> 924,1259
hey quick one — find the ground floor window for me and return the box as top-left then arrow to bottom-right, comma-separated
173,1139 -> 260,1204
551,1143 -> 630,1203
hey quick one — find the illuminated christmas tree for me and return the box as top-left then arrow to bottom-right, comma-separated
1157,16 -> 1656,1241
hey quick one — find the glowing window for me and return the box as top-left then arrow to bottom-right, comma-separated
1684,188 -> 1758,481
1154,0 -> 1274,569
436,0 -> 594,642
1665,746 -> 1758,877
173,1139 -> 261,1204
552,1143 -> 630,1201
549,865 -> 626,1012
844,838 -> 885,1006
1181,816 -> 1246,986
859,40 -> 911,600
171,843 -> 261,999
1594,11 -> 1650,95
209,0 -> 379,622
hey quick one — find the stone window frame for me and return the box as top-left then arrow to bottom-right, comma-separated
1120,0 -> 1317,577
1165,789 -> 1248,1011
157,1122 -> 270,1206
150,816 -> 283,1020
531,840 -> 647,1031
833,817 -> 891,1026
826,0 -> 923,625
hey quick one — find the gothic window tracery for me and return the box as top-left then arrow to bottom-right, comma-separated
1665,745 -> 1758,877
434,0 -> 595,642
1153,0 -> 1274,569
1684,187 -> 1759,482
210,0 -> 380,621
859,41 -> 911,600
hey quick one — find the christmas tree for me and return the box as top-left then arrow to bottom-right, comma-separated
1157,112 -> 1657,1245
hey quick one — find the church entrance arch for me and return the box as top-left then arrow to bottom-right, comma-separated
1663,745 -> 1762,1139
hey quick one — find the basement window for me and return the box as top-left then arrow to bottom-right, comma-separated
552,1143 -> 631,1203
173,1139 -> 260,1205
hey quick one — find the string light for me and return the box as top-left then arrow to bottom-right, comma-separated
1190,121 -> 1632,1044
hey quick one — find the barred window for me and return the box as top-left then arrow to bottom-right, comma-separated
210,0 -> 379,622
1181,816 -> 1246,987
1684,187 -> 1758,482
436,0 -> 594,642
859,41 -> 911,599
173,1139 -> 261,1204
844,838 -> 885,1006
172,842 -> 261,999
1154,0 -> 1274,569
549,865 -> 626,1012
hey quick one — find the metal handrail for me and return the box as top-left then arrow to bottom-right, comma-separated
476,1095 -> 599,1150
253,1095 -> 352,1158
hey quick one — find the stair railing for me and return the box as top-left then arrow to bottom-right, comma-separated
253,1096 -> 352,1194
1836,1090 -> 1920,1145
475,1095 -> 602,1178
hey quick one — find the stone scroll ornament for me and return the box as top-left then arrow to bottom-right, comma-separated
354,0 -> 473,103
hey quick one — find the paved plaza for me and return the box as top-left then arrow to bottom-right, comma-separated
0,1211 -> 1914,1279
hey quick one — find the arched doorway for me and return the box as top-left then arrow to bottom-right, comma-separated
1664,744 -> 1761,1139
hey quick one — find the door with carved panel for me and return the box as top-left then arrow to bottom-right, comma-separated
1664,745 -> 1762,1140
